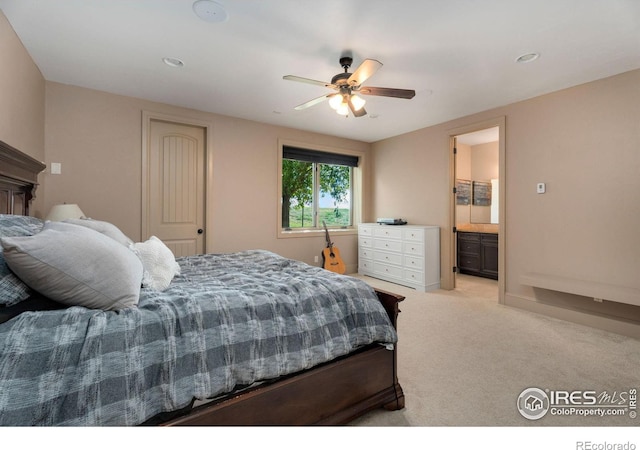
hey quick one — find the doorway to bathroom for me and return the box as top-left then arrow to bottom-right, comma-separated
448,118 -> 505,304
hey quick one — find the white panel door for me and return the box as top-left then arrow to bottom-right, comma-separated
148,120 -> 206,256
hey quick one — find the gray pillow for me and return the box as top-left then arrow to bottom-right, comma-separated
64,218 -> 134,247
1,221 -> 143,311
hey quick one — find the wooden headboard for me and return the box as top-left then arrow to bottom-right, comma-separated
0,140 -> 46,216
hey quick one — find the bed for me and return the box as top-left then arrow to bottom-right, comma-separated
0,140 -> 404,426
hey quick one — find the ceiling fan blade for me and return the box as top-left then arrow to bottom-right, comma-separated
294,94 -> 332,110
358,86 -> 416,99
348,97 -> 367,117
283,75 -> 334,89
347,59 -> 382,87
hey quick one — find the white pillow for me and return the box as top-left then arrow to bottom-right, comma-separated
0,221 -> 143,310
130,236 -> 180,291
64,218 -> 134,247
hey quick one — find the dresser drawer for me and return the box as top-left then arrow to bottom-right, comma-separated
374,250 -> 403,266
359,247 -> 374,260
404,255 -> 424,270
359,225 -> 374,237
403,241 -> 424,256
374,262 -> 403,279
374,226 -> 403,240
358,258 -> 373,272
374,238 -> 403,253
404,268 -> 424,284
403,228 -> 424,242
359,236 -> 373,248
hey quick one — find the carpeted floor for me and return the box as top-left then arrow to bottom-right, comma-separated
350,274 -> 640,427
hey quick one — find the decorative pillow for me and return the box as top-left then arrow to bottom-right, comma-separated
64,218 -> 134,247
0,214 -> 44,306
1,221 -> 143,311
130,236 -> 181,291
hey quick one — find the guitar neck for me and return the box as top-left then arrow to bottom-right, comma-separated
323,221 -> 333,249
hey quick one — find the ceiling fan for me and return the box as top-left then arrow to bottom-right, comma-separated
283,56 -> 416,117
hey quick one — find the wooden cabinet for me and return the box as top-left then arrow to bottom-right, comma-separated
358,223 -> 440,292
457,231 -> 498,280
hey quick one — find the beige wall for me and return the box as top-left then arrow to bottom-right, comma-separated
0,11 -> 46,213
471,141 -> 499,181
43,82 -> 371,268
371,69 -> 640,336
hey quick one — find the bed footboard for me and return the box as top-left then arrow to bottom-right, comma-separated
162,288 -> 405,426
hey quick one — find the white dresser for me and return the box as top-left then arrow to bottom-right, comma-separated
358,223 -> 440,292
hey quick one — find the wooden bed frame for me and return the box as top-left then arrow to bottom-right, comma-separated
0,139 -> 405,426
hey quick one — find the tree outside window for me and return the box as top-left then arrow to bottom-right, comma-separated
281,149 -> 354,230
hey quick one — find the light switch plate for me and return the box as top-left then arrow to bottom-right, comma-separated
50,162 -> 62,175
536,182 -> 546,194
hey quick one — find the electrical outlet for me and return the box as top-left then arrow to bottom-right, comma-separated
536,182 -> 546,194
314,255 -> 319,263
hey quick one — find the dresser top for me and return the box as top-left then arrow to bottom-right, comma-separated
360,223 -> 439,229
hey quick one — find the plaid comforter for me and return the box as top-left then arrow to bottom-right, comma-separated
0,250 -> 396,426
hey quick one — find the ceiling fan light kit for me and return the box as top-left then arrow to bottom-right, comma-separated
284,56 -> 416,118
329,93 -> 366,116
328,94 -> 343,110
349,94 -> 366,111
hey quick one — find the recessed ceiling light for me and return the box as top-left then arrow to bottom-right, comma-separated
193,0 -> 228,23
163,57 -> 184,68
515,52 -> 540,63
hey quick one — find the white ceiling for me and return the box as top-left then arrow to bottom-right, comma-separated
1,0 -> 639,143
456,127 -> 499,146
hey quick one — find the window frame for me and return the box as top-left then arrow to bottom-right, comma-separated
277,139 -> 364,239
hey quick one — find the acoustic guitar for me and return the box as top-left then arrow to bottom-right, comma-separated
322,221 -> 346,274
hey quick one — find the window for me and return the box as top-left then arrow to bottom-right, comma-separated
280,144 -> 359,232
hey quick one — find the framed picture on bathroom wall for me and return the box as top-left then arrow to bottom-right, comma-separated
472,181 -> 492,206
456,179 -> 471,205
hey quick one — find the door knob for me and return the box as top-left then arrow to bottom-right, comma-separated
197,229 -> 204,234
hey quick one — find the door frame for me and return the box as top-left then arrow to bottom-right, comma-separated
141,110 -> 214,252
447,116 -> 506,303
